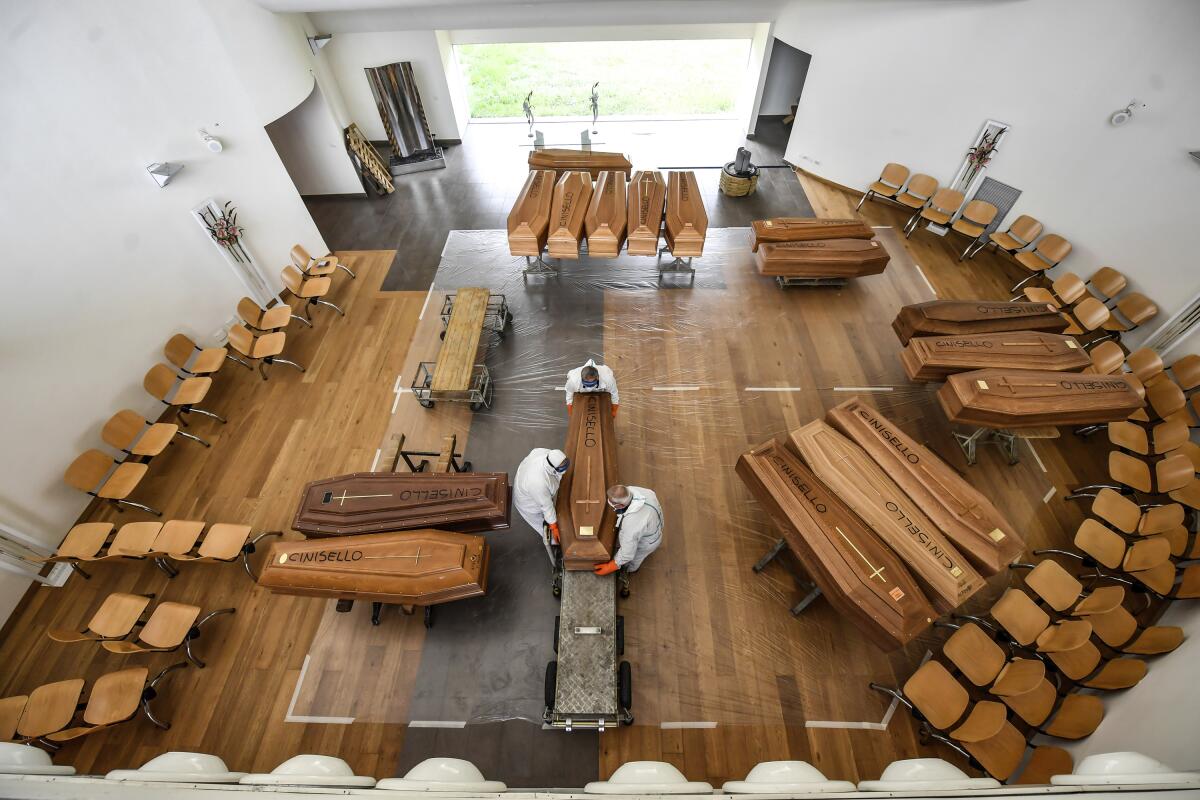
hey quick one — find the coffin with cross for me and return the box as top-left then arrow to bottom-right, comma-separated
938,369 -> 1145,429
555,392 -> 620,570
663,171 -> 708,258
900,331 -> 1092,382
750,217 -> 875,252
754,239 -> 890,278
893,300 -> 1068,346
789,420 -> 984,613
508,170 -> 555,257
546,170 -> 593,260
527,148 -> 632,181
257,530 -> 488,607
585,170 -> 628,258
736,438 -> 935,651
826,397 -> 1023,575
626,170 -> 666,256
292,472 -> 510,537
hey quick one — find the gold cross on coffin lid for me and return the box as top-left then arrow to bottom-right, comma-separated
364,547 -> 425,565
574,459 -> 601,539
331,490 -> 393,507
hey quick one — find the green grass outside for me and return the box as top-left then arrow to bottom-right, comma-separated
455,40 -> 751,119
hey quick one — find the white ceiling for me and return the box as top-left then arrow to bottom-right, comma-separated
255,0 -> 703,10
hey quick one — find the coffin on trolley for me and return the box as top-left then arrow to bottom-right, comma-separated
663,171 -> 708,258
893,301 -> 1068,346
555,392 -> 620,569
626,171 -> 666,257
508,170 -> 555,257
937,369 -> 1145,428
585,171 -> 628,259
750,218 -> 875,252
528,148 -> 632,181
547,171 -> 593,260
754,239 -> 890,278
900,332 -> 1090,382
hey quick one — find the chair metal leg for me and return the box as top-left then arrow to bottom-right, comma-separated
142,662 -> 188,730
855,190 -> 873,211
1009,272 -> 1041,293
314,298 -> 345,317
188,407 -> 227,424
337,263 -> 357,279
69,562 -> 92,580
272,357 -> 305,373
184,608 -> 235,668
154,557 -> 179,579
174,429 -> 211,448
114,498 -> 163,517
257,360 -> 270,381
241,531 -> 283,580
226,354 -> 253,370
290,313 -> 313,328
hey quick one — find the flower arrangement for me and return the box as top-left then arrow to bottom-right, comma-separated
200,201 -> 249,263
961,126 -> 1007,188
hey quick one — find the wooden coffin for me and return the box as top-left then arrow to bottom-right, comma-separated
664,171 -> 708,258
528,148 -> 632,181
258,530 -> 488,607
626,170 -> 666,256
546,170 -> 593,260
736,439 -> 936,651
507,170 -> 555,257
789,421 -> 984,612
755,239 -> 890,278
585,170 -> 628,258
901,332 -> 1091,382
751,218 -> 875,252
555,392 -> 620,569
826,398 -> 1023,575
937,369 -> 1145,429
893,300 -> 1068,345
292,472 -> 510,536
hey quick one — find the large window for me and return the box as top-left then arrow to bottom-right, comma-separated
455,39 -> 752,119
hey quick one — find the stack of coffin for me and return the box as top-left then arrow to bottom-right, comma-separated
555,392 -> 620,570
507,170 -> 555,257
585,170 -> 628,258
937,369 -> 1145,429
626,171 -> 666,256
528,148 -> 632,181
292,472 -> 511,536
750,218 -> 874,251
893,300 -> 1068,346
546,170 -> 593,260
257,530 -> 488,608
663,171 -> 708,258
755,239 -> 890,278
900,331 -> 1091,382
736,439 -> 936,651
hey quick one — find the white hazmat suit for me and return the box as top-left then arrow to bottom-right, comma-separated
513,448 -> 566,566
612,486 -> 663,572
563,359 -> 619,408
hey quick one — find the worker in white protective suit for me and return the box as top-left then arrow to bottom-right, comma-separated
564,359 -> 619,416
593,484 -> 663,576
513,448 -> 571,567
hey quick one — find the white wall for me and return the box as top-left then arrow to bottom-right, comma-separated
0,0 -> 328,624
777,0 -> 1200,337
266,83 -> 365,195
322,29 -> 465,143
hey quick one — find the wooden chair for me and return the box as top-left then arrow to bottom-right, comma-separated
281,265 -> 343,322
163,334 -> 235,377
1011,234 -> 1072,293
103,603 -> 234,668
1018,272 -> 1087,309
1126,348 -> 1165,386
905,187 -> 964,238
1086,267 -> 1127,303
1084,341 -> 1126,375
893,173 -> 937,214
1169,354 -> 1200,392
0,695 -> 28,742
1126,378 -> 1188,425
856,162 -> 911,210
1097,293 -> 1158,344
1088,488 -> 1184,536
63,450 -> 161,517
951,200 -> 998,260
1074,518 -> 1172,572
1060,297 -> 1110,342
143,363 -> 226,426
291,244 -> 355,280
154,522 -> 280,580
47,592 -> 153,644
36,522 -> 114,579
46,663 -> 186,740
237,296 -> 307,331
1108,419 -> 1188,456
15,678 -> 84,745
227,324 -> 304,381
1110,450 -> 1193,494
102,409 -> 210,456
973,214 -> 1043,260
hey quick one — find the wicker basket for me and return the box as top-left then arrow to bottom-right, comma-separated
719,168 -> 759,197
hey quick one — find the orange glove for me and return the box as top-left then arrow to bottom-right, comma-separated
549,522 -> 560,544
566,403 -> 573,415
611,404 -> 619,418
593,560 -> 620,576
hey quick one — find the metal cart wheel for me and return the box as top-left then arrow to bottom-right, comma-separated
439,330 -> 446,340
418,398 -> 435,409
616,615 -> 624,656
618,661 -> 633,716
553,616 -> 559,653
461,461 -> 473,472
544,661 -> 558,709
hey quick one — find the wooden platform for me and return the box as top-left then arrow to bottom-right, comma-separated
585,170 -> 628,259
430,287 -> 490,392
258,530 -> 488,607
663,171 -> 708,258
292,471 -> 511,536
547,170 -> 593,260
893,300 -> 1068,345
755,239 -> 890,278
750,218 -> 875,252
507,170 -> 555,257
528,148 -> 632,181
626,170 -> 666,256
900,332 -> 1091,382
938,369 -> 1146,429
826,398 -> 1023,575
789,421 -> 984,613
736,439 -> 936,651
555,392 -> 619,569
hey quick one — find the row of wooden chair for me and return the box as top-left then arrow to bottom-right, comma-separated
48,591 -> 234,669
1014,271 -> 1159,349
38,519 -> 280,581
0,664 -> 185,746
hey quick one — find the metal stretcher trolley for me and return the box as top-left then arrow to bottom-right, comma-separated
412,289 -> 510,411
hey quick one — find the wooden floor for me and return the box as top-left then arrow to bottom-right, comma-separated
0,172 -> 1117,785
